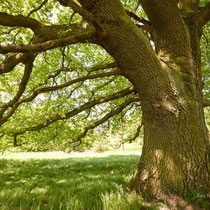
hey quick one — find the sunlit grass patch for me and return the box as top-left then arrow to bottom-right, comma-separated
0,149 -> 159,209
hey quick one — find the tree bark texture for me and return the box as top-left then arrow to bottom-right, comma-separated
78,0 -> 209,199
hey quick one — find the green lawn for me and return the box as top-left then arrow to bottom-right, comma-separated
0,149 -> 162,210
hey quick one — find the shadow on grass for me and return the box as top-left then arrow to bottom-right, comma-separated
0,154 -> 154,209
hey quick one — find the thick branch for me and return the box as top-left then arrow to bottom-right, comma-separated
58,0 -> 106,36
0,30 -> 95,54
0,23 -> 97,73
125,9 -> 153,40
140,0 -> 190,58
11,87 -> 136,137
0,12 -> 45,34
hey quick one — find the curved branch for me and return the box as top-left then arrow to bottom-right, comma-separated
11,86 -> 136,137
0,12 -> 45,34
58,0 -> 106,36
127,121 -> 143,143
0,53 -> 28,75
70,96 -> 139,144
23,70 -> 120,100
0,55 -> 36,118
0,30 -> 95,54
0,70 -> 121,126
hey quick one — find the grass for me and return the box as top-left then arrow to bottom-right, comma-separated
0,146 -> 160,210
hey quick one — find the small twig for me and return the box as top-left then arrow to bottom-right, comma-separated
69,11 -> 76,24
27,0 -> 48,18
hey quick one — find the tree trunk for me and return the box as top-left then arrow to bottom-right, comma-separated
78,0 -> 210,201
129,101 -> 209,197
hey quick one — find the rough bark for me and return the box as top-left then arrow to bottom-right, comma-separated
77,0 -> 210,202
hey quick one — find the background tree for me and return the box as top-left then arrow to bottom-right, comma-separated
0,0 -> 209,206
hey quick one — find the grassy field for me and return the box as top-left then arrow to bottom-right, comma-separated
0,145 -> 165,210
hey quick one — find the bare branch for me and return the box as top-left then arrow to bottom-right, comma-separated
11,87 -> 136,137
70,96 -> 139,144
0,30 -> 95,54
58,0 -> 107,36
0,12 -> 45,34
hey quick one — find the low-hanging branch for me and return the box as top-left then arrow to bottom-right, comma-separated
10,87 -> 136,139
0,70 -> 121,126
0,55 -> 35,117
0,30 -> 95,54
69,96 -> 139,145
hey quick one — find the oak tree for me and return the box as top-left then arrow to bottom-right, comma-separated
0,0 -> 210,204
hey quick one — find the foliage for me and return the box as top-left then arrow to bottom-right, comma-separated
0,0 -> 143,151
0,0 -> 209,152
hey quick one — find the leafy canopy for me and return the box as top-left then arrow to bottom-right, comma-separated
0,0 -> 209,151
